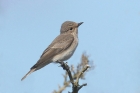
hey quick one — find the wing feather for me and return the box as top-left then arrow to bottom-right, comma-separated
31,34 -> 74,70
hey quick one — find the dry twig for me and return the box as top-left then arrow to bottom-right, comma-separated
53,53 -> 94,93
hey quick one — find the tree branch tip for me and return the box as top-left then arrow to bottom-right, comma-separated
77,83 -> 87,91
82,83 -> 87,86
86,64 -> 90,68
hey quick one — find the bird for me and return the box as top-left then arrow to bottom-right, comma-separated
21,21 -> 83,81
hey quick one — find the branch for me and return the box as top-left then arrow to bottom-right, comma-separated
57,61 -> 74,84
53,52 -> 94,93
58,61 -> 90,93
76,65 -> 90,84
53,81 -> 70,93
52,71 -> 71,93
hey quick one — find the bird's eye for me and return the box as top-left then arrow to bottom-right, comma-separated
70,27 -> 73,30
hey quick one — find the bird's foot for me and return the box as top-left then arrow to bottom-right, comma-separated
57,60 -> 69,70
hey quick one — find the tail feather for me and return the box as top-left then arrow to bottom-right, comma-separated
21,69 -> 36,81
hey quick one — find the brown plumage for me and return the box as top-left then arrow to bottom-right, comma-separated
21,21 -> 83,81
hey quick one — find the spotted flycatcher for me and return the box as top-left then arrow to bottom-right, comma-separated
21,21 -> 83,81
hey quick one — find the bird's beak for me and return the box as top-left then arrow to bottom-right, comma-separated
78,22 -> 83,27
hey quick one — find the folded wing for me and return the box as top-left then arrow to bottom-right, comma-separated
31,34 -> 74,70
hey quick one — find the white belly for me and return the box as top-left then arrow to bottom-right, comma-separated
52,36 -> 78,62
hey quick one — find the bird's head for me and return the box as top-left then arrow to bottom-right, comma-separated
60,21 -> 83,34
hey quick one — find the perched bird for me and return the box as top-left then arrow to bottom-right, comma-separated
21,21 -> 83,81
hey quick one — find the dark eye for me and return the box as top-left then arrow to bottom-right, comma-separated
70,27 -> 73,30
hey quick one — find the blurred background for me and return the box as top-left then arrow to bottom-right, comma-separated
0,0 -> 140,93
